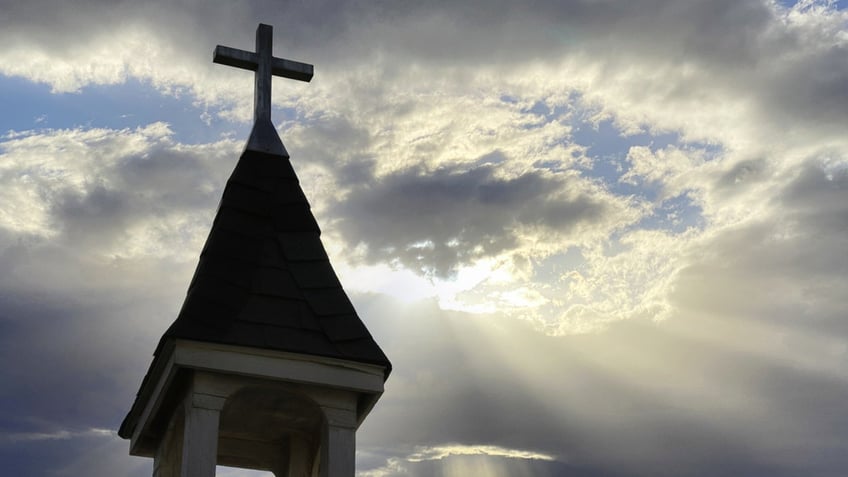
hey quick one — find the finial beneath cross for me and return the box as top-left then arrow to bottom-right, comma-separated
214,24 -> 313,125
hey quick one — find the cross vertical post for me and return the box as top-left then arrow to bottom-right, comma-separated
254,24 -> 273,123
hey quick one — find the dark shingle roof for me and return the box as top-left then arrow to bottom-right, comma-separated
155,144 -> 391,373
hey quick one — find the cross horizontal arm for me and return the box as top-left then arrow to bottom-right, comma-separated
271,58 -> 314,82
213,46 -> 313,82
213,46 -> 259,71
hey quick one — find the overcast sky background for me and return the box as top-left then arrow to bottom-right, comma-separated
1,0 -> 847,476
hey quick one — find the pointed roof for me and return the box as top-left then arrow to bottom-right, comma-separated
156,120 -> 391,372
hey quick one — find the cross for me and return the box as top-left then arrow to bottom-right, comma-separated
213,24 -> 313,124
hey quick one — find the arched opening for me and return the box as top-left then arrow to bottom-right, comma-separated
216,385 -> 324,476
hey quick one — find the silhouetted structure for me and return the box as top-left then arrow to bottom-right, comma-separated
119,24 -> 391,477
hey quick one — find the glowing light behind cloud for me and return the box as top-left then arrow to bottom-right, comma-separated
406,443 -> 556,462
359,443 -> 557,477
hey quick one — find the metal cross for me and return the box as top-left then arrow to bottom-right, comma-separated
213,24 -> 313,124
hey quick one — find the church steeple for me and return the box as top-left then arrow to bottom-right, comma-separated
119,24 -> 390,477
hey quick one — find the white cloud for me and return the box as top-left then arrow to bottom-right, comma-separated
406,443 -> 556,462
0,123 -> 238,257
358,443 -> 556,477
1,427 -> 114,443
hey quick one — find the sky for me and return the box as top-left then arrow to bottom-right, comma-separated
1,0 -> 847,475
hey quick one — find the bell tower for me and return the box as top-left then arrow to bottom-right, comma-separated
118,24 -> 391,477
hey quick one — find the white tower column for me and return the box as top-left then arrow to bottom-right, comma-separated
319,405 -> 357,477
153,413 -> 183,477
180,392 -> 226,477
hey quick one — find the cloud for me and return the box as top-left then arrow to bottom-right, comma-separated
406,443 -> 556,462
671,158 -> 848,337
334,161 -> 635,277
0,123 -> 238,253
1,428 -> 113,443
3,0 -> 841,144
359,443 -> 557,477
3,1 -> 843,177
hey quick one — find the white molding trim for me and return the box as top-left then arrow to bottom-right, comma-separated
127,339 -> 387,457
130,349 -> 177,453
174,340 -> 386,393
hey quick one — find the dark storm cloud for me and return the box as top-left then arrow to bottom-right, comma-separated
334,160 -> 620,276
0,236 -> 193,477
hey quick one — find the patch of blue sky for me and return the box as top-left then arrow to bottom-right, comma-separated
634,193 -> 705,234
275,105 -> 303,124
567,117 -> 673,201
572,113 -> 721,191
776,0 -> 847,10
601,232 -> 631,258
500,94 -> 573,128
532,247 -> 587,284
504,93 -> 711,242
522,99 -> 571,122
592,194 -> 704,260
574,118 -> 678,172
0,75 -> 256,144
